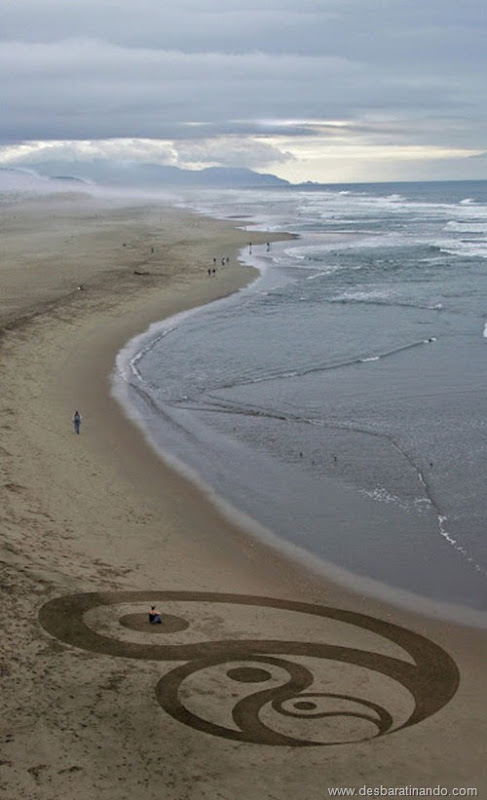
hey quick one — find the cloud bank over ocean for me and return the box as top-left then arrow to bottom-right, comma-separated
1,0 -> 486,182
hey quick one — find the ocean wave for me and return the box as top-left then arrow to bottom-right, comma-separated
204,338 -> 437,394
305,268 -> 340,280
444,220 -> 487,233
328,291 -> 442,313
330,289 -> 394,304
129,325 -> 179,383
285,231 -> 412,257
437,239 -> 487,258
115,305 -> 204,386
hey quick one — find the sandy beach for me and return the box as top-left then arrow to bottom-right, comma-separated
0,193 -> 486,800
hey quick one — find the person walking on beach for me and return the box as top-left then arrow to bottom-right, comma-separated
73,410 -> 82,435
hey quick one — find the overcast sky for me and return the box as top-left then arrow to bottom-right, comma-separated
1,0 -> 486,183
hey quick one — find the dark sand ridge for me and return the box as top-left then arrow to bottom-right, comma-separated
0,194 -> 485,799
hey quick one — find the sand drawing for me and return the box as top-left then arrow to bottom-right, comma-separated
39,591 -> 459,747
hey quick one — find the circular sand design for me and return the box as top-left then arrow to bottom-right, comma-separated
39,591 -> 459,747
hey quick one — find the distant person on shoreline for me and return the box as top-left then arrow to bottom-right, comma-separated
149,606 -> 162,624
73,410 -> 82,435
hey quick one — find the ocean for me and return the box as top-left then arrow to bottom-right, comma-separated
5,173 -> 487,616
113,180 -> 487,617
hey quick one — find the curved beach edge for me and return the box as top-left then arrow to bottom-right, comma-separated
1,194 -> 485,798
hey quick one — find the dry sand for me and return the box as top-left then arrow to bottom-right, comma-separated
0,192 -> 486,799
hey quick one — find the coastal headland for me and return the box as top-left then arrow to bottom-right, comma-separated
0,193 -> 485,799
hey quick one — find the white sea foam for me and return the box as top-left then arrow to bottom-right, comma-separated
437,239 -> 487,258
305,266 -> 342,279
283,241 -> 356,260
287,231 -> 411,256
331,288 -> 395,303
359,487 -> 426,513
444,220 -> 487,233
116,306 -> 208,385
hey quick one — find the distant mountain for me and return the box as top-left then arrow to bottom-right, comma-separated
50,174 -> 91,184
19,160 -> 290,188
190,166 -> 289,187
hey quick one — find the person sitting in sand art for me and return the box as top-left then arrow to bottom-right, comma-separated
148,606 -> 162,624
73,410 -> 82,435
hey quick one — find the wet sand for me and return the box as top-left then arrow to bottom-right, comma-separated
0,193 -> 485,799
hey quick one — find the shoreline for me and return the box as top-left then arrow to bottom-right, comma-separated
1,194 -> 486,797
111,264 -> 487,631
108,201 -> 487,628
